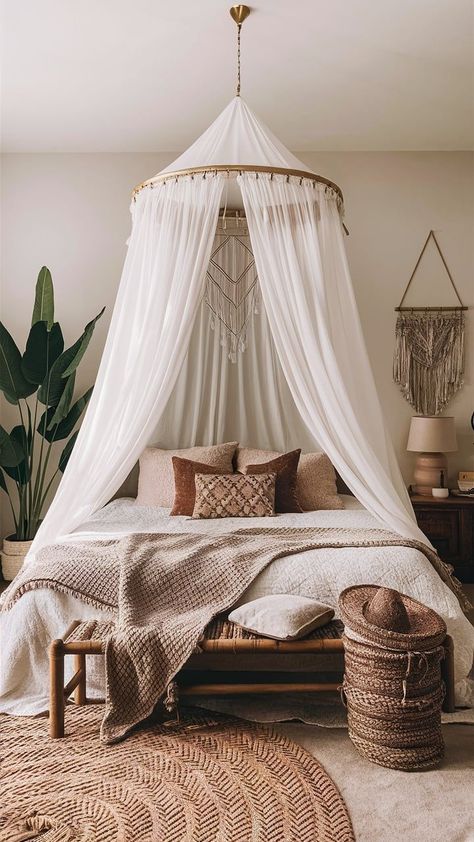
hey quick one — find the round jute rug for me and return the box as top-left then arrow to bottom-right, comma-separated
0,705 -> 354,842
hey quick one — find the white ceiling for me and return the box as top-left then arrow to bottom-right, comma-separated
1,0 -> 472,153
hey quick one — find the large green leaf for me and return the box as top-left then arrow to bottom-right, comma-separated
38,308 -> 104,407
0,468 -> 7,493
32,267 -> 54,330
47,372 -> 75,430
21,321 -> 64,386
0,425 -> 23,468
61,308 -> 105,378
38,387 -> 93,442
3,425 -> 30,484
59,430 -> 78,473
0,323 -> 36,401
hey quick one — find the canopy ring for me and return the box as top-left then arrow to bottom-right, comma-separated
133,164 -> 344,205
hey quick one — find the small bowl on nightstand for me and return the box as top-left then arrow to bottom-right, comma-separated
432,488 -> 449,498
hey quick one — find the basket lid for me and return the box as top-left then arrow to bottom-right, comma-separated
338,586 -> 446,651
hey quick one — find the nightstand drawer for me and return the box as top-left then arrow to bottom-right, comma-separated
415,509 -> 460,558
411,494 -> 474,582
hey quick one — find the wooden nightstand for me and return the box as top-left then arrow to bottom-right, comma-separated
411,494 -> 474,583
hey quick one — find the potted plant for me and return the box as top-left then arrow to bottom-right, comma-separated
0,267 -> 104,579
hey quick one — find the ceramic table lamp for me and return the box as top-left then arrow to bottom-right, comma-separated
407,416 -> 457,496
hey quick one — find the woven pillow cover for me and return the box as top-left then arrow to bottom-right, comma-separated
242,448 -> 303,513
192,472 -> 276,519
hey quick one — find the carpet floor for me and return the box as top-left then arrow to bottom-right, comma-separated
276,723 -> 474,842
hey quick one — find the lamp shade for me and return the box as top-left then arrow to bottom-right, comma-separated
407,416 -> 457,453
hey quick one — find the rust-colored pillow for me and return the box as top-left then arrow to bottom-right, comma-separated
192,473 -> 276,519
170,456 -> 228,516
236,447 -> 343,511
242,449 -> 303,513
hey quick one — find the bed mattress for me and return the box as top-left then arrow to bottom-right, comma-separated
1,496 -> 473,715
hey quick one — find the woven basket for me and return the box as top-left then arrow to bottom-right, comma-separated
342,682 -> 445,719
348,733 -> 444,772
347,710 -> 442,748
342,634 -> 445,770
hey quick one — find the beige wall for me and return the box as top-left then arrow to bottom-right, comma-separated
1,151 -> 473,532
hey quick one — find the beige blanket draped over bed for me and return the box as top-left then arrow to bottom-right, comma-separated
3,527 -> 466,743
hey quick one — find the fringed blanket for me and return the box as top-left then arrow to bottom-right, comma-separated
3,527 -> 467,743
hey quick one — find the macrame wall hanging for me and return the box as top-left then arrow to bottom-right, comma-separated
205,211 -> 260,362
393,230 -> 466,416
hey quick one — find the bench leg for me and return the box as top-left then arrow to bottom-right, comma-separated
441,634 -> 455,713
50,639 -> 65,738
73,653 -> 87,705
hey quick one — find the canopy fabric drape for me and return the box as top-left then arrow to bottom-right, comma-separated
30,174 -> 224,553
239,173 -> 425,542
28,96 -> 427,559
155,298 -> 306,451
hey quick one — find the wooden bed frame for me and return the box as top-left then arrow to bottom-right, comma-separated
49,617 -> 455,738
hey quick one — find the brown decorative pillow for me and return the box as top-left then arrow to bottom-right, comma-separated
236,446 -> 343,511
192,473 -> 276,519
136,442 -> 238,508
170,456 -> 228,516
242,449 -> 303,513
296,452 -> 343,511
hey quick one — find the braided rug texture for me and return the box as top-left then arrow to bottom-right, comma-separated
0,706 -> 354,842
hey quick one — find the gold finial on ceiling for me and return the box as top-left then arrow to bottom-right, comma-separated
229,6 -> 251,25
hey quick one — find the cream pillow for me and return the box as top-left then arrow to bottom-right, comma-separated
228,594 -> 335,640
136,442 -> 238,508
236,447 -> 343,511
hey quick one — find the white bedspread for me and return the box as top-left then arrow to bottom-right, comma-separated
1,496 -> 473,715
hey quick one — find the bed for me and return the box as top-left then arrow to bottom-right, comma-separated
1,494 -> 473,721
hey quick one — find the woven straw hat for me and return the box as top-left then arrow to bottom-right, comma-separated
339,586 -> 446,651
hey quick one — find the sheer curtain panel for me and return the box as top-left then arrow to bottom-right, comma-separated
29,174 -> 225,556
239,172 -> 427,543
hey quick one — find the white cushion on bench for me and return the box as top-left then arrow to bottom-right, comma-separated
228,594 -> 335,641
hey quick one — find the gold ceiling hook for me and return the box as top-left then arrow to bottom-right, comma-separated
230,5 -> 251,25
230,6 -> 251,96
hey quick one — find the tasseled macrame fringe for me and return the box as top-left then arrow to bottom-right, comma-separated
393,312 -> 465,415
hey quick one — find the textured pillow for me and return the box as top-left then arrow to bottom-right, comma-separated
228,594 -> 335,640
297,452 -> 343,511
170,456 -> 228,516
136,442 -> 238,509
192,473 -> 276,519
236,447 -> 343,511
242,449 -> 303,513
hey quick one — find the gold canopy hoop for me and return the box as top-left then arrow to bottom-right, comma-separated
133,166 -> 344,205
132,4 -> 344,206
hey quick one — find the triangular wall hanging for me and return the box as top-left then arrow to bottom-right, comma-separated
205,213 -> 259,362
393,230 -> 467,415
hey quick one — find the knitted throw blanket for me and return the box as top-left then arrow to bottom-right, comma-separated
3,527 -> 467,743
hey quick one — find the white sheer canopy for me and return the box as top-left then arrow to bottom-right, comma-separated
239,172 -> 418,538
31,174 -> 224,551
30,97 -> 427,557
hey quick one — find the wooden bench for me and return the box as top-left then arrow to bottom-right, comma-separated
49,617 -> 455,738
